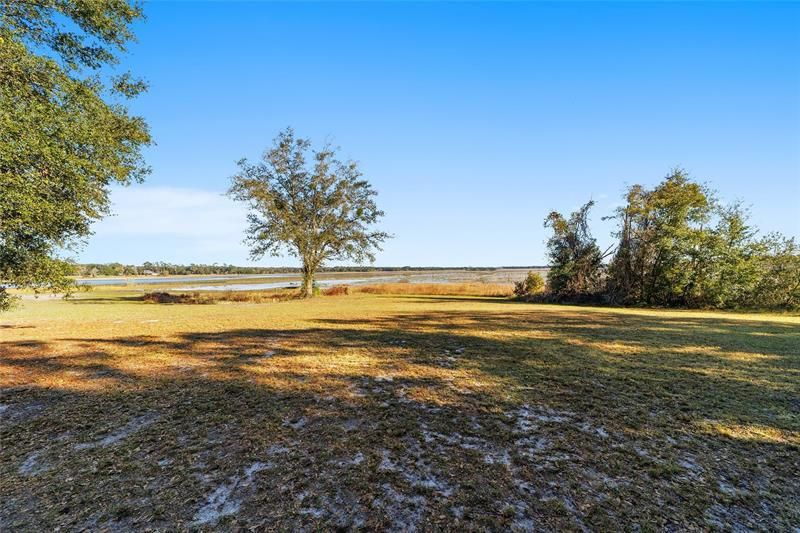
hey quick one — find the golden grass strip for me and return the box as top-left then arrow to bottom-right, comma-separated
354,282 -> 514,297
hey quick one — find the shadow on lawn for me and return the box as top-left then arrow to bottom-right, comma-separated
4,305 -> 799,434
63,294 -> 144,304
315,308 -> 799,416
1,303 -> 798,530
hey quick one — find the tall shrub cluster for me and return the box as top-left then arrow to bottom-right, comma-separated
543,170 -> 800,310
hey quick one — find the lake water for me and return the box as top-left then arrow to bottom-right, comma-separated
171,276 -> 404,292
77,274 -> 296,286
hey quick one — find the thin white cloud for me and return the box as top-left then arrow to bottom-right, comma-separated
96,186 -> 248,238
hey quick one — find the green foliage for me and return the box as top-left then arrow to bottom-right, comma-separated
228,128 -> 389,297
513,271 -> 545,298
538,169 -> 798,310
0,0 -> 151,310
746,233 -> 800,309
606,169 -> 799,309
544,201 -> 606,299
607,169 -> 712,306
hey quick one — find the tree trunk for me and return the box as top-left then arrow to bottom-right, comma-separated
300,263 -> 315,298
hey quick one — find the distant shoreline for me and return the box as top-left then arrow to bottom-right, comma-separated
73,266 -> 548,281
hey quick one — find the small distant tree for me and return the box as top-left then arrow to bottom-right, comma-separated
513,271 -> 545,298
229,128 -> 390,297
544,201 -> 607,298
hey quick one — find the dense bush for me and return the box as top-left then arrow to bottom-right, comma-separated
605,170 -> 799,309
541,170 -> 800,310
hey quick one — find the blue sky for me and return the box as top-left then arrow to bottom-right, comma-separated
81,1 -> 800,267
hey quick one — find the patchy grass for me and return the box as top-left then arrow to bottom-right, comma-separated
1,294 -> 798,530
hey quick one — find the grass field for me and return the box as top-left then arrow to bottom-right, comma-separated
1,291 -> 798,530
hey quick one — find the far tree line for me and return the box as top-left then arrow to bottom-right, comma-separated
517,169 -> 800,310
73,263 -> 516,277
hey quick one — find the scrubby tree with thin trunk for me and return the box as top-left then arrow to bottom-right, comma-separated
544,201 -> 608,298
228,128 -> 389,297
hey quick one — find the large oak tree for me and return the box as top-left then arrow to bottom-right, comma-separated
228,128 -> 389,297
0,0 -> 151,309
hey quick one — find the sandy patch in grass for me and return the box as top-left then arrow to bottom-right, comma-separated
74,413 -> 160,450
192,461 -> 268,525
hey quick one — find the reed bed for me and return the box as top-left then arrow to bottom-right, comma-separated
354,282 -> 514,297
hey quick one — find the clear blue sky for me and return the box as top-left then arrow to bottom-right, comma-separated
81,1 -> 800,267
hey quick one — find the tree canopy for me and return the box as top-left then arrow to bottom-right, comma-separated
0,0 -> 151,309
228,128 -> 389,297
539,169 -> 800,310
607,170 -> 712,305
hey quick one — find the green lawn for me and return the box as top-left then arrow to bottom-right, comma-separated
1,293 -> 798,530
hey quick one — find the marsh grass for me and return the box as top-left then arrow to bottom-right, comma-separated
1,294 -> 797,530
139,281 -> 511,305
321,285 -> 350,296
355,282 -> 514,297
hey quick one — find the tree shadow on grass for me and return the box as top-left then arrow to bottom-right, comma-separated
63,295 -> 144,304
1,304 -> 798,530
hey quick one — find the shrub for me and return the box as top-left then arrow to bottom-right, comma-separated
322,285 -> 350,296
513,271 -> 545,298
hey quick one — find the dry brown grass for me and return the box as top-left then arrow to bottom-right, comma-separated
321,285 -> 350,296
141,283 -> 511,304
1,294 -> 798,530
355,282 -> 514,297
141,289 -> 301,304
